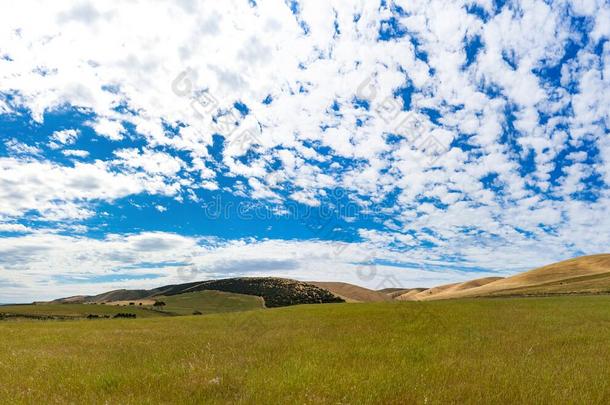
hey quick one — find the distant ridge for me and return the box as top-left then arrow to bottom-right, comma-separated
400,277 -> 504,301
309,282 -> 392,302
49,254 -> 610,306
53,277 -> 344,308
411,254 -> 610,300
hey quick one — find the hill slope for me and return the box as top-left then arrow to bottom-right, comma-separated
309,282 -> 392,302
155,290 -> 264,315
54,277 -> 344,308
405,277 -> 504,301
422,254 -> 610,300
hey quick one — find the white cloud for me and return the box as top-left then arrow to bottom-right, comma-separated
114,148 -> 184,177
50,129 -> 79,146
0,223 -> 31,233
88,118 -> 124,141
62,149 -> 90,158
5,139 -> 42,156
0,157 -> 181,221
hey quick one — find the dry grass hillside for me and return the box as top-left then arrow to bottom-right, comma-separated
395,288 -> 428,301
309,282 -> 392,302
420,254 -> 610,300
382,288 -> 426,299
409,277 -> 504,301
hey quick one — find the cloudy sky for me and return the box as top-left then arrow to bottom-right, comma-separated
0,0 -> 608,302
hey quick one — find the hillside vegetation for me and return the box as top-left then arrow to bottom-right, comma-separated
156,290 -> 264,315
54,277 -> 344,307
1,297 -> 609,403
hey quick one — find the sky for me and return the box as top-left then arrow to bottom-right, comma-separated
0,0 -> 609,302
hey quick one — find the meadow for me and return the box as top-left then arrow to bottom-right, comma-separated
0,290 -> 264,320
157,290 -> 264,315
0,303 -> 166,319
0,296 -> 609,404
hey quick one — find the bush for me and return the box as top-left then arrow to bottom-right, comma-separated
113,313 -> 136,319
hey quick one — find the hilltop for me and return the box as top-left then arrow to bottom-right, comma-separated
407,254 -> 610,300
53,277 -> 344,308
38,254 -> 610,310
309,282 -> 392,302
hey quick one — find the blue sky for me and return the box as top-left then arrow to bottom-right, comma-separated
0,0 -> 609,302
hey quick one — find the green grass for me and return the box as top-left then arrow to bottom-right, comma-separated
1,296 -> 609,404
157,290 -> 264,315
0,291 -> 264,319
0,303 -> 166,319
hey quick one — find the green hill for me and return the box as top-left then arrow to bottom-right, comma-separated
157,290 -> 264,315
53,277 -> 344,308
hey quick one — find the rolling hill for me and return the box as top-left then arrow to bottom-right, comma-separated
309,282 -> 392,302
377,287 -> 426,299
400,277 -> 504,301
53,277 -> 344,308
39,254 -> 610,312
154,290 -> 264,315
393,288 -> 427,300
415,254 -> 610,300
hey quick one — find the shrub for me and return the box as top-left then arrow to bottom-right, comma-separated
113,313 -> 136,319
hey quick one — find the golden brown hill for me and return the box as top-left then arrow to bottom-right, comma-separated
421,254 -> 610,300
309,282 -> 392,302
395,288 -> 427,301
397,277 -> 503,301
382,288 -> 425,299
403,282 -> 461,301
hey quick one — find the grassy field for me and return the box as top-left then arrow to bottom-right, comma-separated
0,290 -> 264,319
157,290 -> 264,315
0,296 -> 609,404
0,303 -> 166,319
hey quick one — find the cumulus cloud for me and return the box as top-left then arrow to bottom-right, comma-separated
49,129 -> 79,147
62,149 -> 90,158
0,157 -> 180,221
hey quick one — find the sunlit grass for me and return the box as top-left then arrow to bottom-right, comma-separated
158,290 -> 264,315
0,296 -> 609,404
0,303 -> 165,319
